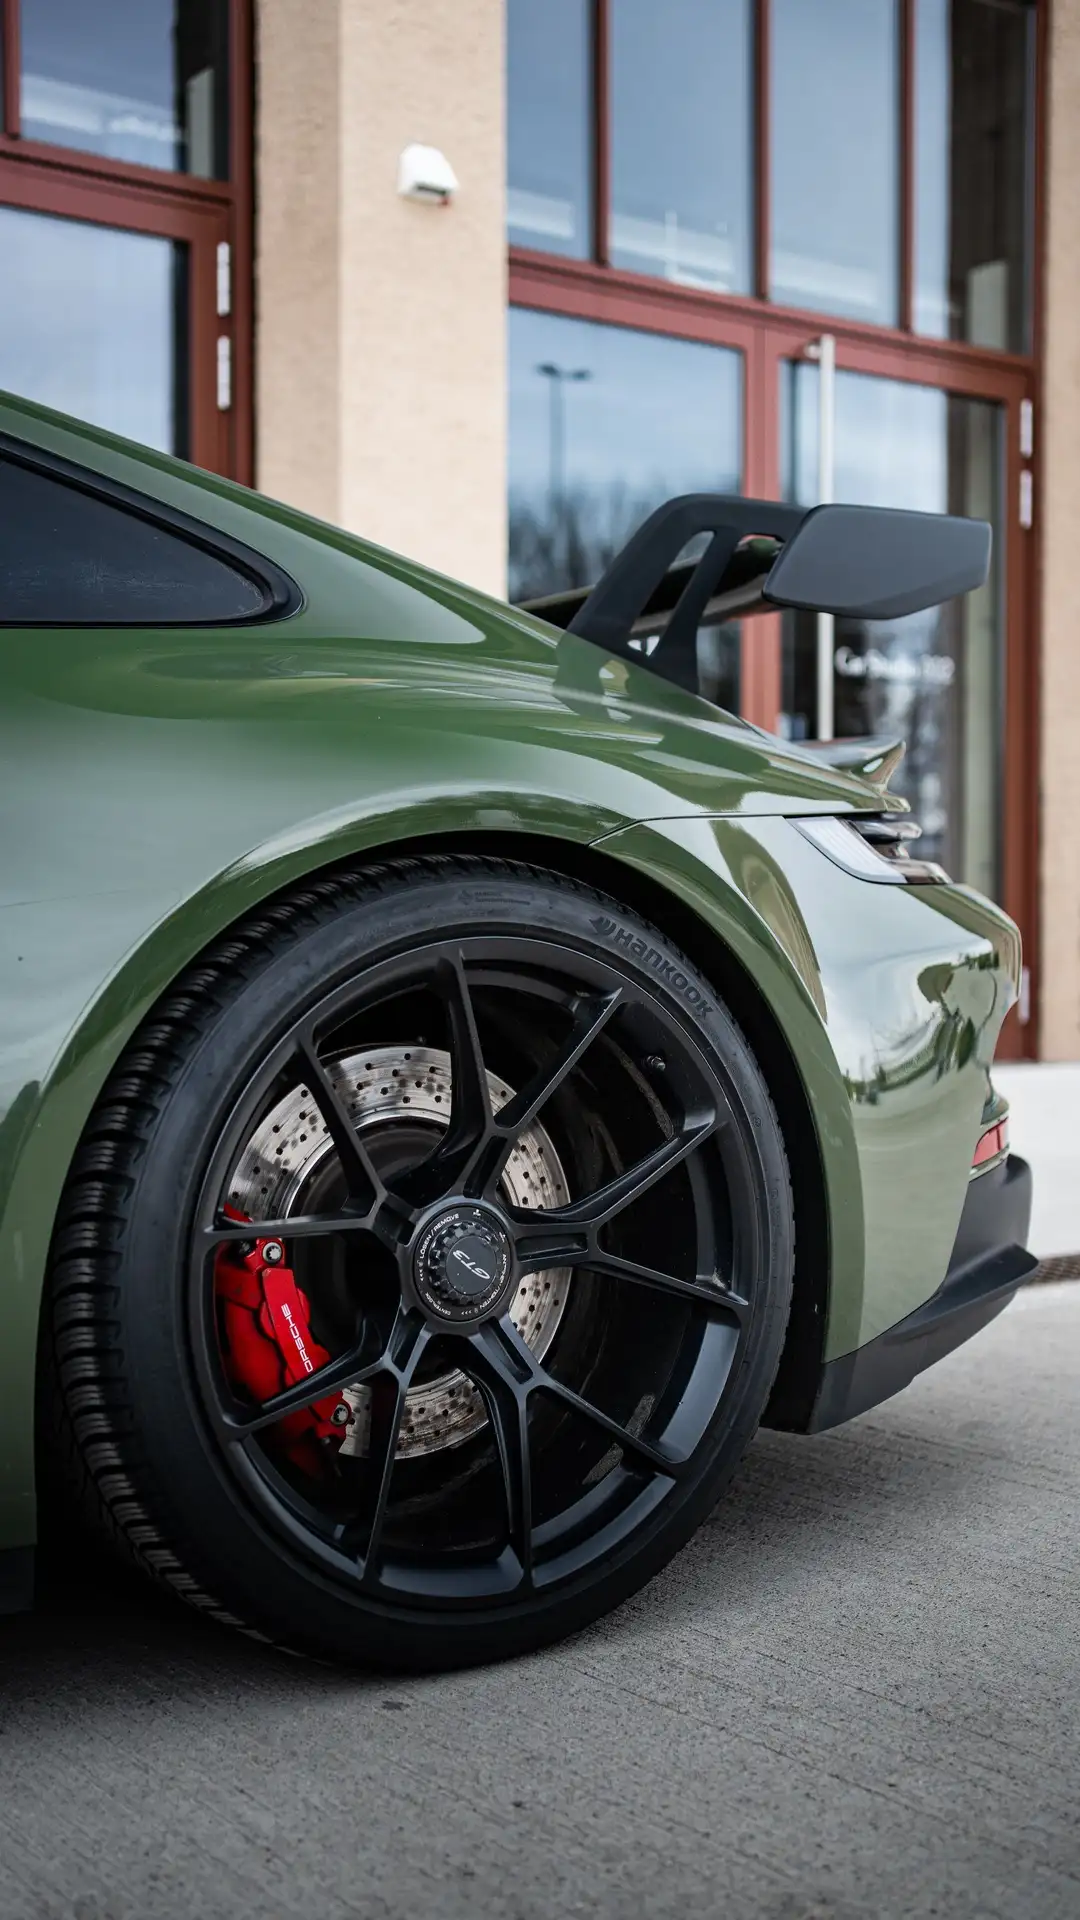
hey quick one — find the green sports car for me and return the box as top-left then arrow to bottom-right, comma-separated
0,390 -> 1034,1669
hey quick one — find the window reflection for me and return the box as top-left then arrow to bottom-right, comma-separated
914,0 -> 1033,352
770,0 -> 899,325
781,366 -> 1003,897
0,208 -> 188,455
509,309 -> 743,714
20,0 -> 229,179
507,0 -> 592,258
610,0 -> 752,294
508,308 -> 743,603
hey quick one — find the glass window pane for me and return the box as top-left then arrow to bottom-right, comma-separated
780,365 -> 1004,897
507,0 -> 591,258
20,0 -> 229,178
508,307 -> 742,600
508,309 -> 743,712
0,459 -> 270,624
914,0 -> 1033,352
0,208 -> 189,456
770,0 -> 899,325
610,0 -> 752,294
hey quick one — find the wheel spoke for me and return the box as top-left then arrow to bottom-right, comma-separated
462,1337 -> 534,1586
347,1309 -> 430,1581
513,1225 -> 591,1274
478,1317 -> 688,1482
295,1029 -> 386,1208
477,989 -> 623,1196
222,1304 -> 426,1439
596,1252 -> 749,1321
390,953 -> 495,1204
510,1110 -> 719,1234
440,953 -> 493,1148
220,1339 -> 368,1436
513,1228 -> 746,1325
539,1377 -> 685,1479
205,1210 -> 377,1248
351,1378 -> 407,1577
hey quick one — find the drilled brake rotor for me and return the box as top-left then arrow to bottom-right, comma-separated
226,1045 -> 572,1459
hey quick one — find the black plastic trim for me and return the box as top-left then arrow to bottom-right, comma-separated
0,432 -> 304,628
0,1545 -> 34,1615
565,494 -> 801,655
808,1154 -> 1036,1432
552,493 -> 990,667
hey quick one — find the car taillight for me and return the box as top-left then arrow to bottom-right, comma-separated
849,815 -> 951,884
972,1118 -> 1009,1171
795,815 -> 950,885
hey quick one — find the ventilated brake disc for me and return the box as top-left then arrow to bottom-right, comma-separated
225,1045 -> 572,1459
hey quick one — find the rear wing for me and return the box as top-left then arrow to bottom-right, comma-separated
521,495 -> 991,677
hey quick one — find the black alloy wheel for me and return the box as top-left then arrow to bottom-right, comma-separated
46,858 -> 794,1668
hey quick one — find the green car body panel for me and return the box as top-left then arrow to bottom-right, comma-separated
0,392 -> 1023,1559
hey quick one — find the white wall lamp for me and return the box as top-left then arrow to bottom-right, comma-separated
398,144 -> 459,207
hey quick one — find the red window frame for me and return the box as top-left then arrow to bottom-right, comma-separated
0,0 -> 253,482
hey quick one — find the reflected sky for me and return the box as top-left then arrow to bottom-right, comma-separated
506,0 -> 591,258
770,0 -> 899,325
508,308 -> 742,601
610,0 -> 752,294
786,366 -> 949,513
0,208 -> 186,453
21,0 -> 228,177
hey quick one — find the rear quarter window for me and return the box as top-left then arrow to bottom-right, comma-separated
0,451 -> 296,626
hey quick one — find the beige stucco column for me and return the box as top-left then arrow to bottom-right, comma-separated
1039,0 -> 1080,1059
255,0 -> 343,527
255,0 -> 508,596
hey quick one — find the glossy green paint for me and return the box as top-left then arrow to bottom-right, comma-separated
0,392 -> 1020,1553
595,816 -> 1021,1355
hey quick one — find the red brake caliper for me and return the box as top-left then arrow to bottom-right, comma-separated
214,1206 -> 353,1475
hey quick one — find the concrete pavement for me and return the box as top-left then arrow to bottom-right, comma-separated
2,1281 -> 1077,1920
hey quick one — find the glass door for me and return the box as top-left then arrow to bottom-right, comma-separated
779,353 -> 1005,901
755,326 -> 1034,1057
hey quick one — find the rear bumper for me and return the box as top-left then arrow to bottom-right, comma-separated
808,1154 -> 1036,1432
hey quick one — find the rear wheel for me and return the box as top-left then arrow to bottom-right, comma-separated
46,858 -> 794,1669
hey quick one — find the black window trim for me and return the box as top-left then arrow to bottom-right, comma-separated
0,433 -> 304,628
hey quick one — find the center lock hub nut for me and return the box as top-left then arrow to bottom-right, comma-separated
412,1205 -> 514,1324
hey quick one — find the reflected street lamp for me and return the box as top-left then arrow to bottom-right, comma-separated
536,361 -> 591,509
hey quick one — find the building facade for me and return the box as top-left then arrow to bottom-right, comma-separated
0,0 -> 1076,1060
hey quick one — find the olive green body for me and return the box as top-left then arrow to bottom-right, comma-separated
0,393 -> 1021,1555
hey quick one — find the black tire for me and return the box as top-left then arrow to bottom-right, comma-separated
45,857 -> 794,1670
